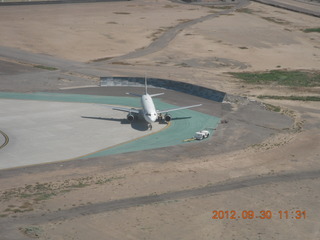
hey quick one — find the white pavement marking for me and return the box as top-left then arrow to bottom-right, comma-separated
0,99 -> 165,169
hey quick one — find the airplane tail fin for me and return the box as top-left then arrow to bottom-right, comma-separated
145,75 -> 148,95
125,75 -> 148,97
144,75 -> 164,97
127,75 -> 164,97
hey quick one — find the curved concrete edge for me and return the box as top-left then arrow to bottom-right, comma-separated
100,77 -> 226,103
0,130 -> 9,150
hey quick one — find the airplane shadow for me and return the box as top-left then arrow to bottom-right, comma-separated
81,116 -> 150,131
82,116 -> 191,131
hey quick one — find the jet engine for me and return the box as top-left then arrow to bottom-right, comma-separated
127,113 -> 135,122
164,114 -> 172,122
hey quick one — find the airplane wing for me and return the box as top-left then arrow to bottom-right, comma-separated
157,104 -> 202,114
112,107 -> 140,114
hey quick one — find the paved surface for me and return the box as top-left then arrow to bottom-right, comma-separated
0,91 -> 220,169
0,98 -> 166,169
0,87 -> 293,175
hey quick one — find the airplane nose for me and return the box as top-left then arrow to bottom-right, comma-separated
151,115 -> 157,122
148,114 -> 157,123
144,112 -> 157,123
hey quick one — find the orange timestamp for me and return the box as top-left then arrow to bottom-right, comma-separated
212,210 -> 306,220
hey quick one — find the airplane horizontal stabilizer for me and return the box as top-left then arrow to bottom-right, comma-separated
150,93 -> 165,97
157,104 -> 202,114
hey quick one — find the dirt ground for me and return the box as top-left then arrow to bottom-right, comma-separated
0,0 -> 319,239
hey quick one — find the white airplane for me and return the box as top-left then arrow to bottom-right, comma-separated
112,78 -> 202,129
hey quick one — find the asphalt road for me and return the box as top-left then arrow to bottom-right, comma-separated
1,169 -> 319,226
252,0 -> 320,17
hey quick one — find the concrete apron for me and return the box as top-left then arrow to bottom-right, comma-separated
0,92 -> 220,169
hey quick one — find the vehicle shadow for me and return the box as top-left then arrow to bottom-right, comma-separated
81,116 -> 150,131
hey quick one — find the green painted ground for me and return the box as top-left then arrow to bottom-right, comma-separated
0,92 -> 220,158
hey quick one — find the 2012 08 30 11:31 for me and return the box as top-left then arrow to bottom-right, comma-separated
212,210 -> 307,220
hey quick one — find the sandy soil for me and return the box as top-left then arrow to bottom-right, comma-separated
0,0 -> 209,62
0,0 -> 319,239
139,2 -> 320,71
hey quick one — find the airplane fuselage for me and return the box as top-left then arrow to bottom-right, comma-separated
112,78 -> 202,128
141,94 -> 158,123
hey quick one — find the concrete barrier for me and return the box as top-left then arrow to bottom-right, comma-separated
100,77 -> 226,102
